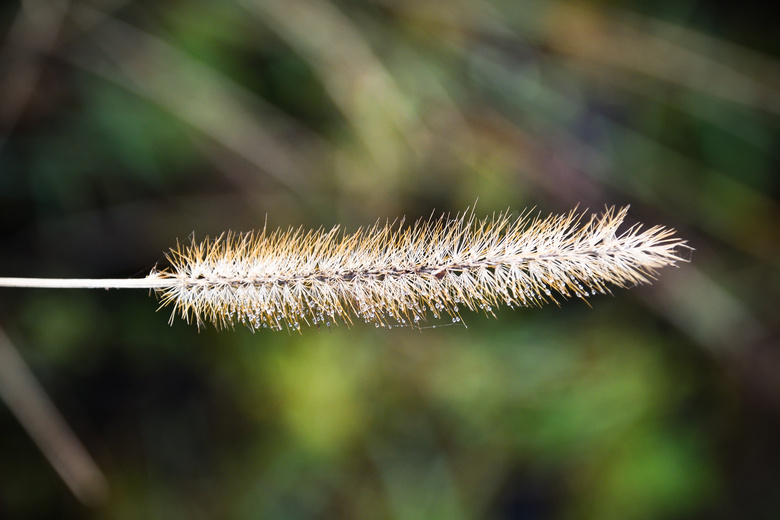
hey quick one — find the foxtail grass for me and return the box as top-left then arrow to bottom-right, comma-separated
0,206 -> 688,331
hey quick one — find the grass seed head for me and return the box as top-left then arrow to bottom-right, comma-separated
154,207 -> 688,331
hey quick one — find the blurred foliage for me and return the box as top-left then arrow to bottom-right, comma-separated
1,0 -> 778,519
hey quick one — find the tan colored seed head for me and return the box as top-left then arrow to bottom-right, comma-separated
154,206 -> 688,331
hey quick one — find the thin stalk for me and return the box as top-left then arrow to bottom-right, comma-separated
0,275 -> 173,290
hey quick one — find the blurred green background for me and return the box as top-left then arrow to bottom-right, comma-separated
0,0 -> 778,518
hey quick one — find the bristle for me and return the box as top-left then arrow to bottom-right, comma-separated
153,207 -> 689,331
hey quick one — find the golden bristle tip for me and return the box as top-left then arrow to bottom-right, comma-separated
149,206 -> 690,332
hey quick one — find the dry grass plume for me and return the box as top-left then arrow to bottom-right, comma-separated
154,206 -> 688,331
